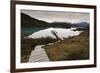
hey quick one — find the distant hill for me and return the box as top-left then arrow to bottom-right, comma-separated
21,13 -> 72,28
21,13 -> 48,27
71,22 -> 89,28
50,22 -> 71,28
21,13 -> 89,28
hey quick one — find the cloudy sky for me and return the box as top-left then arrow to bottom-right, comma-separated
21,9 -> 90,23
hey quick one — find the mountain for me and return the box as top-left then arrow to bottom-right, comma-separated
71,22 -> 89,28
21,13 -> 89,28
21,13 -> 71,28
26,28 -> 82,40
21,13 -> 48,27
50,22 -> 71,28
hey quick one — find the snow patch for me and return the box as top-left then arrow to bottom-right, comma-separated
26,27 -> 82,40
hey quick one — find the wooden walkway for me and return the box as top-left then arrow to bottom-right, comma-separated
28,45 -> 50,62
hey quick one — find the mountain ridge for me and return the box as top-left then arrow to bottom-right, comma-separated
21,13 -> 48,27
21,13 -> 89,28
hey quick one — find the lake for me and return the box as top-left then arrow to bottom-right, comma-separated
21,27 -> 46,38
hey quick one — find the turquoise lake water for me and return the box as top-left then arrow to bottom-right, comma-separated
21,27 -> 46,37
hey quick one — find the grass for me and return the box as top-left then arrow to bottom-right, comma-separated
21,30 -> 89,62
21,37 -> 58,62
43,30 -> 89,61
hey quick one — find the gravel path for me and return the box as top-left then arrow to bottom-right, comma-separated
28,45 -> 50,62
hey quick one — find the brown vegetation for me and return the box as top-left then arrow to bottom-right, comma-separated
21,30 -> 89,62
43,30 -> 89,61
21,37 -> 58,62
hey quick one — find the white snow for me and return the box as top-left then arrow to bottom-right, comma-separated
26,27 -> 82,40
70,27 -> 77,30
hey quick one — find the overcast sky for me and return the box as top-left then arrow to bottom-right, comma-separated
21,9 -> 90,23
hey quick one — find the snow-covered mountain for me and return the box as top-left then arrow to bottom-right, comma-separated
26,28 -> 82,40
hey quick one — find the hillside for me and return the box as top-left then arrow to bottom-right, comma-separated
43,30 -> 89,61
22,13 -> 88,28
21,13 -> 48,27
21,30 -> 89,62
21,13 -> 72,28
71,22 -> 89,28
